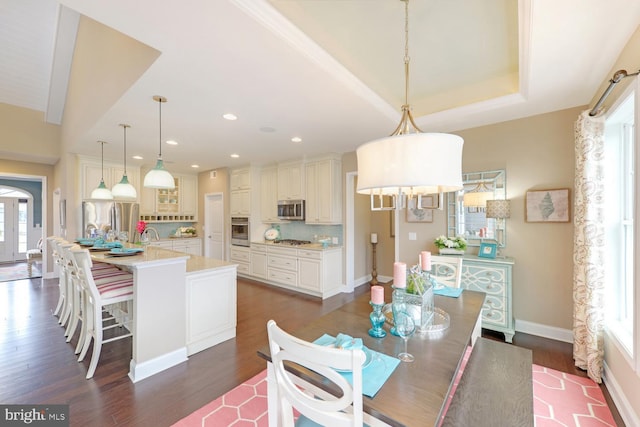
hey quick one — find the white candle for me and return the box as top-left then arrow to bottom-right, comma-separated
393,261 -> 406,288
420,251 -> 432,271
371,233 -> 378,244
371,285 -> 384,304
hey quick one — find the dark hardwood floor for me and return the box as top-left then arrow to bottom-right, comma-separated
0,275 -> 625,426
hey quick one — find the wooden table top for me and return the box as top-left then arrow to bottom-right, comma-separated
257,286 -> 485,427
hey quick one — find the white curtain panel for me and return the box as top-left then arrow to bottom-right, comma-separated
573,110 -> 606,383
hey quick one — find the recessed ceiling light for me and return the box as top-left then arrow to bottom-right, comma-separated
132,155 -> 143,160
291,137 -> 302,143
223,113 -> 237,121
260,126 -> 276,133
166,140 -> 178,145
230,153 -> 240,158
191,164 -> 199,168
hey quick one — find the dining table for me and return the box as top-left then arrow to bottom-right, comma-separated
257,285 -> 486,427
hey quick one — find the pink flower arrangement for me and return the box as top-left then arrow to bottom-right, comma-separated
136,221 -> 147,234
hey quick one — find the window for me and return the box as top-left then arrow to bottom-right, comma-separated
604,89 -> 635,356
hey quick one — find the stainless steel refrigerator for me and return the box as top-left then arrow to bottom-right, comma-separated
82,200 -> 140,239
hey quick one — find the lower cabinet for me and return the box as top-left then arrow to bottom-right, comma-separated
149,238 -> 202,255
230,246 -> 251,276
460,256 -> 515,343
240,243 -> 343,298
186,265 -> 237,356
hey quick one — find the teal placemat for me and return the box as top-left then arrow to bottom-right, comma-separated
433,286 -> 463,298
314,334 -> 400,398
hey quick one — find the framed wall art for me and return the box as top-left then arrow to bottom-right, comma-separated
407,194 -> 440,210
525,188 -> 571,222
406,207 -> 434,223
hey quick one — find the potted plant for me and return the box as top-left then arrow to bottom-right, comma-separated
434,235 -> 467,255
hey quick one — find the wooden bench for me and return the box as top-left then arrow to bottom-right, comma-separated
441,337 -> 534,427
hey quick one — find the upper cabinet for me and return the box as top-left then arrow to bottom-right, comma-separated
277,161 -> 305,201
230,167 -> 252,216
139,172 -> 198,222
230,168 -> 251,191
79,156 -> 140,201
260,165 -> 279,223
305,155 -> 342,224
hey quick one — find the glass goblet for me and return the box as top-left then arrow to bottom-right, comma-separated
395,312 -> 415,362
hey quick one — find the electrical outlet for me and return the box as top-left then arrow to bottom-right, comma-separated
409,232 -> 417,241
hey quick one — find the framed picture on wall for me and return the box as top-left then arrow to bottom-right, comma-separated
478,242 -> 497,259
407,194 -> 440,209
525,188 -> 570,222
406,207 -> 434,223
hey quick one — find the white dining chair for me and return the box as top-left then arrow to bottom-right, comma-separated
47,236 -> 66,318
430,255 -> 463,288
266,319 -> 370,427
71,248 -> 134,379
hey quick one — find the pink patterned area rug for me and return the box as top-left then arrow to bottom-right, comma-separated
173,362 -> 616,427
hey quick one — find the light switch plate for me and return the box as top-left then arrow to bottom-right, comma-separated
408,232 -> 417,241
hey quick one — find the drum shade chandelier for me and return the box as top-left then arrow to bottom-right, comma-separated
144,95 -> 175,189
463,182 -> 493,208
111,124 -> 137,199
356,0 -> 463,210
90,140 -> 114,200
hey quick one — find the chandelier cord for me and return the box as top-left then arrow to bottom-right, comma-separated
123,125 -> 128,174
100,141 -> 105,180
403,0 -> 410,108
158,99 -> 163,159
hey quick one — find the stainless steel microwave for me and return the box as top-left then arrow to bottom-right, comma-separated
277,199 -> 305,221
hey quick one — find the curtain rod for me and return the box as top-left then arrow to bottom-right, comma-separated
589,69 -> 640,116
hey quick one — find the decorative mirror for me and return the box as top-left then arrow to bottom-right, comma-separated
446,169 -> 507,247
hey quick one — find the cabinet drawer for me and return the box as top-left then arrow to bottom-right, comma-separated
481,307 -> 508,328
268,255 -> 297,271
236,262 -> 250,275
462,265 -> 507,296
231,249 -> 251,263
268,269 -> 297,286
297,249 -> 322,260
268,246 -> 297,256
251,244 -> 267,253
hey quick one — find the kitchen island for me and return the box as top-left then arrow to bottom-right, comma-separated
91,245 -> 237,382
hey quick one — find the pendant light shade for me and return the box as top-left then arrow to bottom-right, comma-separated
356,0 -> 463,209
91,141 -> 114,200
112,124 -> 138,199
144,95 -> 175,189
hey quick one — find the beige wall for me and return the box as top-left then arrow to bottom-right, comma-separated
0,104 -> 60,164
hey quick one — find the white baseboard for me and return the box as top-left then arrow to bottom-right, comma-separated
603,360 -> 640,427
128,348 -> 188,383
515,319 -> 573,343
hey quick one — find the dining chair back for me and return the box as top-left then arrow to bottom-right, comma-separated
266,320 -> 367,427
430,255 -> 463,288
47,236 -> 67,317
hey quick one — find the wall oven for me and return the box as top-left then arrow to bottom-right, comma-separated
277,199 -> 305,221
231,217 -> 250,247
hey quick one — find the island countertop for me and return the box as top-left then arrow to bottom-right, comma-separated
90,244 -> 236,274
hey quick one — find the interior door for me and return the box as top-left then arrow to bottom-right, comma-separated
205,193 -> 224,260
0,198 -> 17,262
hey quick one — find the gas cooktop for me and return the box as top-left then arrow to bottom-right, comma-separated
273,239 -> 312,246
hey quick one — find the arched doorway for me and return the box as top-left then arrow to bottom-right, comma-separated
0,187 -> 36,263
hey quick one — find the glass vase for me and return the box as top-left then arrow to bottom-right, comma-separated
368,301 -> 386,338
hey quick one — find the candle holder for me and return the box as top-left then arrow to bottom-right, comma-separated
370,242 -> 378,285
368,301 -> 386,338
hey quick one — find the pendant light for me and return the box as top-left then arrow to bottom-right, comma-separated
143,95 -> 175,189
111,124 -> 138,199
91,141 -> 114,200
356,0 -> 464,210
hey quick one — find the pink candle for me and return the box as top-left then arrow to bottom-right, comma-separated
420,251 -> 432,271
393,262 -> 406,288
371,285 -> 384,304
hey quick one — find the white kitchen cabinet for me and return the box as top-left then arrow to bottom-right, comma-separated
277,161 -> 305,201
186,265 -> 237,355
230,167 -> 251,190
230,189 -> 250,216
267,245 -> 298,287
305,155 -> 342,224
180,174 -> 198,216
79,156 -> 140,201
230,245 -> 251,276
139,172 -> 198,222
250,243 -> 267,279
260,166 -> 279,223
298,247 -> 342,296
172,238 -> 202,256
